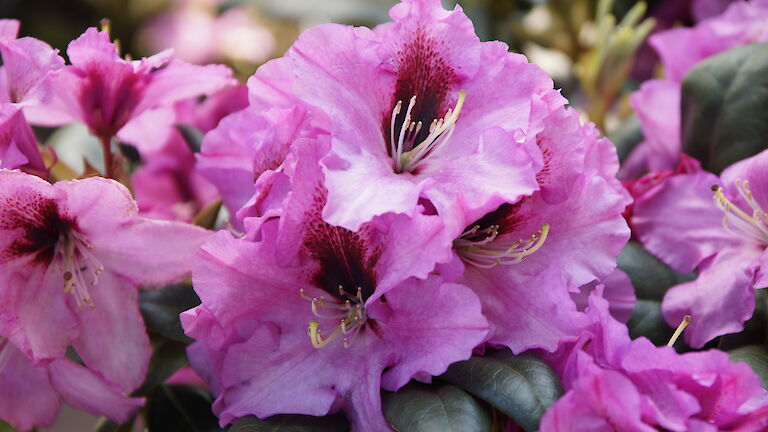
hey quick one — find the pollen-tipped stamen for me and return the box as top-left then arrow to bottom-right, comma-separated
301,286 -> 367,349
57,231 -> 103,309
389,91 -> 466,173
712,182 -> 768,245
666,315 -> 692,347
456,224 -> 550,268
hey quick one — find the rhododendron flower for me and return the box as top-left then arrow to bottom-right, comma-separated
244,0 -> 554,231
0,170 -> 210,406
446,102 -> 631,353
183,141 -> 488,431
49,26 -> 232,176
0,337 -> 143,430
634,149 -> 768,347
539,291 -> 768,431
626,0 -> 768,176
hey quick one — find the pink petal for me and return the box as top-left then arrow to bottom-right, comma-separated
0,340 -> 61,431
49,359 -> 144,423
634,171 -> 738,273
662,246 -> 761,348
71,270 -> 151,391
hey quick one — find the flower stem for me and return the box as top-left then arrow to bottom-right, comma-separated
100,136 -> 113,179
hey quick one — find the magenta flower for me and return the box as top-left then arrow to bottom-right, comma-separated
633,149 -> 768,347
627,0 -> 768,176
0,337 -> 144,430
0,170 -> 211,413
51,26 -> 232,176
539,291 -> 768,431
182,141 -> 488,431
446,102 -> 631,353
245,0 -> 554,231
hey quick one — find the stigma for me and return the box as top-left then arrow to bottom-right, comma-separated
55,230 -> 103,309
389,91 -> 466,173
300,286 -> 367,349
712,180 -> 768,245
455,224 -> 550,268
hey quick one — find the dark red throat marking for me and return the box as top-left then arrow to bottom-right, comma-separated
0,191 -> 72,265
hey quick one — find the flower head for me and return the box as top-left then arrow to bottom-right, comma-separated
183,139 -> 487,431
52,26 -> 233,140
634,148 -> 768,347
244,0 -> 553,231
0,170 -> 211,408
539,291 -> 768,431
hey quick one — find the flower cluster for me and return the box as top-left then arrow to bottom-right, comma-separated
2,0 -> 768,431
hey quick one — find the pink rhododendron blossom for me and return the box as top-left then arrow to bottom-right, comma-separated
244,0 -> 552,231
51,26 -> 233,144
183,141 -> 488,431
626,0 -> 768,176
0,170 -> 211,414
0,337 -> 144,430
634,149 -> 768,347
447,103 -> 631,352
539,292 -> 768,431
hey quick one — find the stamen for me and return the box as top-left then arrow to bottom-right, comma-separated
666,315 -> 692,347
712,182 -> 768,245
389,91 -> 466,173
456,224 -> 550,268
56,231 -> 103,309
301,286 -> 367,349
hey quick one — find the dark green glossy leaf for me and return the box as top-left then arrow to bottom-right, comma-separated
229,414 -> 349,432
93,417 -> 135,432
441,350 -> 562,432
131,337 -> 189,396
607,114 -> 643,162
382,382 -> 490,432
176,124 -> 204,153
619,242 -> 694,346
681,42 -> 768,174
193,199 -> 222,230
140,283 -> 200,344
145,385 -> 223,432
729,345 -> 768,390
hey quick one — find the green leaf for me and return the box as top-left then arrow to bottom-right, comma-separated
145,385 -> 223,432
0,419 -> 14,432
382,382 -> 491,432
681,42 -> 768,174
140,283 -> 201,344
229,414 -> 349,432
729,345 -> 768,390
619,242 -> 694,346
176,124 -> 204,153
440,350 -> 562,432
607,114 -> 643,163
131,337 -> 189,396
